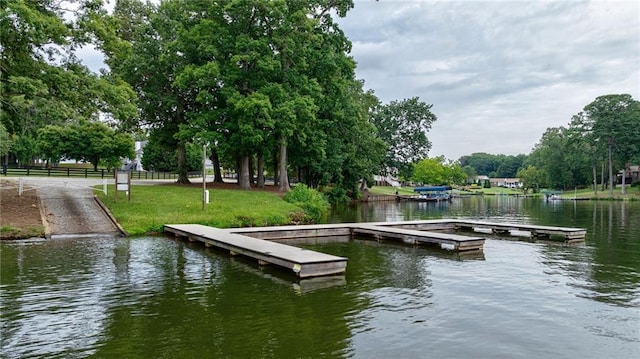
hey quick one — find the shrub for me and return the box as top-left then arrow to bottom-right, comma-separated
283,184 -> 330,223
324,186 -> 350,204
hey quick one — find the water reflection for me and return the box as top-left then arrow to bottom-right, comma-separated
1,198 -> 639,358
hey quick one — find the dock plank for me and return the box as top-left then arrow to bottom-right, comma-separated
165,224 -> 347,278
453,220 -> 587,240
352,224 -> 484,251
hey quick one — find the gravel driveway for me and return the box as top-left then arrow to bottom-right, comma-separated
18,178 -> 120,238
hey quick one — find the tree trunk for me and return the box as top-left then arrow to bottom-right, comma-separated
176,142 -> 190,184
256,154 -> 265,188
211,148 -> 223,183
359,178 -> 368,191
601,160 -> 605,192
249,155 -> 255,185
272,151 -> 279,186
592,162 -> 598,195
278,137 -> 290,192
239,155 -> 251,190
608,140 -> 614,196
621,163 -> 628,194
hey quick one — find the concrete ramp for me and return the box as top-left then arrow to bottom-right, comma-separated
32,180 -> 120,238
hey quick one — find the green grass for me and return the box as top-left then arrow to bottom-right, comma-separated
97,184 -> 304,236
464,187 -> 523,195
368,186 -> 415,195
369,185 -> 523,196
0,224 -> 44,239
558,185 -> 640,200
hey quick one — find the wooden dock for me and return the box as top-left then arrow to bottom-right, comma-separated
164,220 -> 586,278
352,223 -> 484,251
452,220 -> 587,241
164,224 -> 347,278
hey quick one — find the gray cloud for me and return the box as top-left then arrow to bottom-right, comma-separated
337,0 -> 640,160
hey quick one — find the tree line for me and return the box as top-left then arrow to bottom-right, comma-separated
3,1 -> 637,198
452,94 -> 640,195
1,0 -> 439,201
521,94 -> 640,195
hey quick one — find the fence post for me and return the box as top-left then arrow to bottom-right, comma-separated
27,167 -> 30,176
67,168 -> 70,177
85,168 -> 88,178
18,178 -> 23,195
48,168 -> 51,176
101,169 -> 104,178
103,179 -> 107,195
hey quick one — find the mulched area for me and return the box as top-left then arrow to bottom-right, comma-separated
1,179 -> 45,239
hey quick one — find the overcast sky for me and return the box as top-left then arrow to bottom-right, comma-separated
335,0 -> 640,160
81,0 -> 638,161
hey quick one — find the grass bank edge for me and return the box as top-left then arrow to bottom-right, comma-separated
97,184 -> 307,236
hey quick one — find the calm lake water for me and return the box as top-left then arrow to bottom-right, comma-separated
1,197 -> 639,358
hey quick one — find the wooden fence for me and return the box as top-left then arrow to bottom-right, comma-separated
1,166 -> 200,180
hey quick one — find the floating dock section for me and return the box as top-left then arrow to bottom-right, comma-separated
165,224 -> 347,278
452,220 -> 587,241
351,223 -> 484,251
165,220 -> 587,278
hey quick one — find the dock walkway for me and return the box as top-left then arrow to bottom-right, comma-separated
352,223 -> 484,251
164,224 -> 347,278
452,220 -> 586,240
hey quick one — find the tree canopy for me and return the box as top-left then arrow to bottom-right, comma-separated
525,94 -> 640,192
102,0 -> 387,196
1,0 -> 137,167
371,97 -> 437,179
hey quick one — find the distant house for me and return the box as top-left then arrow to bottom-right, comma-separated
489,178 -> 522,188
618,165 -> 640,184
122,140 -> 147,171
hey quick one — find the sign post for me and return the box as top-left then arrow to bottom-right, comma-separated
115,169 -> 131,202
202,143 -> 207,211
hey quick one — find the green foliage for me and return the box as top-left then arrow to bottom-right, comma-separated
371,97 -> 437,178
36,120 -> 134,170
516,165 -> 543,193
1,0 -> 137,166
412,157 -> 445,184
142,133 -> 202,172
0,123 -> 13,156
461,165 -> 477,182
323,186 -> 350,205
526,94 -> 640,194
283,184 -> 330,223
11,134 -> 37,166
484,179 -> 491,188
458,152 -> 527,178
412,157 -> 465,185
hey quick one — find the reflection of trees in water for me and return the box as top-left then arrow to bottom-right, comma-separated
333,198 -> 640,308
539,201 -> 640,308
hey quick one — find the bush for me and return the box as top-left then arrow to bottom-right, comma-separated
283,184 -> 330,223
324,186 -> 350,204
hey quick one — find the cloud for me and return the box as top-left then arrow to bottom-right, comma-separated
336,0 -> 640,160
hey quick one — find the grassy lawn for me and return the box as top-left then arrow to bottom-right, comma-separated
97,184 -> 304,236
369,185 -> 524,196
0,225 -> 44,239
368,186 -> 414,195
464,187 -> 523,195
557,185 -> 640,200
